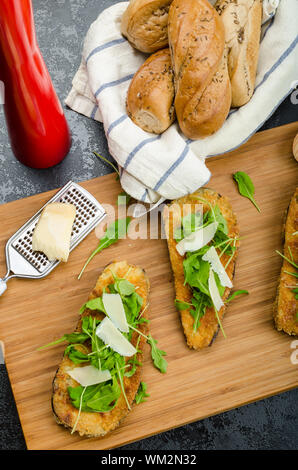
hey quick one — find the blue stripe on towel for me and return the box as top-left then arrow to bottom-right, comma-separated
261,14 -> 275,41
140,189 -> 148,202
107,114 -> 128,136
224,35 -> 298,122
90,104 -> 98,119
206,87 -> 296,159
95,74 -> 134,98
86,38 -> 126,62
153,143 -> 189,191
124,135 -> 161,170
255,35 -> 298,92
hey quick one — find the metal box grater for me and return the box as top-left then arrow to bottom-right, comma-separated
0,181 -> 106,295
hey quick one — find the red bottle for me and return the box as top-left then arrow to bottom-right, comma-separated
0,0 -> 71,168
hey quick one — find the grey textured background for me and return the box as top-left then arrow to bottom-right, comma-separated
0,0 -> 297,451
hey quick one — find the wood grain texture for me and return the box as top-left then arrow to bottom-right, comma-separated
0,122 -> 297,450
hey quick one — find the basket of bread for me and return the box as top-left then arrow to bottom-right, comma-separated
123,0 -> 262,138
66,0 -> 297,203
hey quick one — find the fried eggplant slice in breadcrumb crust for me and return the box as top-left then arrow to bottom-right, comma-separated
274,188 -> 298,336
163,188 -> 239,349
52,261 -> 150,437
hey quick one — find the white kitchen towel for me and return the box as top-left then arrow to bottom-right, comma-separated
66,0 -> 297,204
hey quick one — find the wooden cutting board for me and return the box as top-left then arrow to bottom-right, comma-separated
0,123 -> 297,450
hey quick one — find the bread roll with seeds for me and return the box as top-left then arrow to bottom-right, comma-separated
215,0 -> 262,107
182,47 -> 231,138
126,48 -> 175,134
121,0 -> 173,53
168,0 -> 229,139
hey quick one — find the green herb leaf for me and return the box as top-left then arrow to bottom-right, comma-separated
174,212 -> 203,242
68,376 -> 121,413
233,171 -> 260,212
226,290 -> 249,303
147,334 -> 167,373
114,279 -> 135,296
204,205 -> 228,235
284,270 -> 298,278
81,297 -> 106,314
135,381 -> 150,404
93,152 -> 120,176
37,331 -> 89,350
78,217 -> 131,279
64,345 -> 90,364
87,378 -> 121,412
116,360 -> 131,410
175,299 -> 192,311
276,250 -> 298,270
292,287 -> 298,300
190,290 -> 209,331
117,192 -> 131,206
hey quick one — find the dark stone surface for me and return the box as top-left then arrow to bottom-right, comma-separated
0,0 -> 297,451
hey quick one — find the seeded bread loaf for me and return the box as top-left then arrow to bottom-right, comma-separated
121,0 -> 173,53
168,0 -> 230,139
126,48 -> 175,134
215,0 -> 262,107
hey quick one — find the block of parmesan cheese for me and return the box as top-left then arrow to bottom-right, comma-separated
32,203 -> 76,262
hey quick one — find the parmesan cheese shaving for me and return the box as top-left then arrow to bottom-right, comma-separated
96,317 -> 137,357
176,222 -> 218,256
102,293 -> 129,333
67,365 -> 111,387
208,269 -> 224,312
202,246 -> 233,288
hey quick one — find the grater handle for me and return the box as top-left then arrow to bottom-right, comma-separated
0,279 -> 7,295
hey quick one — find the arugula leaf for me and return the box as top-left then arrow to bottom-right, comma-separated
41,272 -> 167,415
87,377 -> 121,412
285,270 -> 298,278
68,376 -> 121,413
64,345 -> 90,364
81,316 -> 100,336
122,292 -> 144,331
233,171 -> 260,212
204,205 -> 228,235
37,331 -> 89,350
78,217 -> 131,279
174,211 -> 203,242
125,336 -> 142,378
175,295 -> 209,332
147,334 -> 167,373
292,287 -> 298,300
114,278 -> 135,296
176,205 -> 243,333
184,255 -> 210,296
191,289 -> 210,331
125,357 -> 141,378
117,192 -> 131,206
93,152 -> 120,177
80,297 -> 106,314
175,299 -> 193,311
226,290 -> 249,303
276,250 -> 298,270
135,381 -> 150,404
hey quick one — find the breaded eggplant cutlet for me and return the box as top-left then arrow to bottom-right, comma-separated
274,188 -> 298,336
52,261 -> 150,437
163,188 -> 239,349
